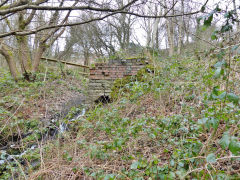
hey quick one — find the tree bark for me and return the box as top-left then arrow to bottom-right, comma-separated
165,0 -> 174,56
32,42 -> 46,72
17,36 -> 32,74
83,50 -> 90,66
17,12 -> 33,75
145,18 -> 152,47
0,43 -> 20,81
177,0 -> 184,54
232,0 -> 239,30
166,18 -> 174,56
151,6 -> 161,50
151,18 -> 160,49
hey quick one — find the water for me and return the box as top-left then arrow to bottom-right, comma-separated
59,107 -> 86,133
0,107 -> 86,167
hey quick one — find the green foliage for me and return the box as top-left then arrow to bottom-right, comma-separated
0,66 -> 88,179
2,28 -> 240,179
38,55 -> 238,179
110,65 -> 155,100
199,5 -> 237,41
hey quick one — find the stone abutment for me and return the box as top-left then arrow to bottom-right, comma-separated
88,58 -> 149,103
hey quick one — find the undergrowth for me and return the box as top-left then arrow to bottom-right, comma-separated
27,55 -> 240,179
0,65 -> 88,179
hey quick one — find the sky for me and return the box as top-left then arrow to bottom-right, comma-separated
27,0 -> 239,52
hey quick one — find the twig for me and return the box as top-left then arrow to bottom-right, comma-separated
183,167 -> 204,179
0,97 -> 25,134
217,156 -> 240,161
205,164 -> 213,180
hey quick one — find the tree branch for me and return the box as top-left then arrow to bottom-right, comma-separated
24,10 -> 36,26
0,0 -> 139,16
0,0 -> 9,7
0,0 -> 209,38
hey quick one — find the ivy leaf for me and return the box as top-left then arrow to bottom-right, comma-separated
201,5 -> 206,12
104,174 -> 115,180
227,93 -> 239,104
229,140 -> 240,155
224,11 -> 234,18
217,50 -> 226,60
232,44 -> 240,51
212,86 -> 220,96
197,17 -> 202,24
221,24 -> 232,33
214,5 -> 221,12
206,118 -> 219,129
211,30 -> 218,40
206,153 -> 217,163
169,172 -> 176,178
211,34 -> 217,40
170,159 -> 175,166
204,14 -> 213,27
214,60 -> 226,68
219,132 -> 230,149
210,86 -> 221,100
198,118 -> 208,124
130,161 -> 139,169
218,91 -> 227,99
214,67 -> 223,78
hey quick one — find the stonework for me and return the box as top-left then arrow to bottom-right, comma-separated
87,58 -> 148,103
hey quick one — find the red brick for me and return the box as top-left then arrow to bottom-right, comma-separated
90,75 -> 105,79
118,66 -> 126,71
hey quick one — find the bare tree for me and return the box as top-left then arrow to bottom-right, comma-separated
0,40 -> 19,80
165,0 -> 175,56
177,0 -> 184,54
0,0 -> 210,80
0,0 -> 76,79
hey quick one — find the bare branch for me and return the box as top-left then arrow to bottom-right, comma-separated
24,10 -> 36,26
0,0 -> 139,16
0,0 -> 9,7
0,0 -> 209,38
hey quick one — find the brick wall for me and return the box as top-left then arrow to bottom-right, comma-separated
90,58 -> 148,80
87,58 -> 148,103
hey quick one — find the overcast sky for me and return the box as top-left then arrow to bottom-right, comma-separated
50,0 -> 239,51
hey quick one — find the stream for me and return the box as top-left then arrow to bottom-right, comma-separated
0,100 -> 87,173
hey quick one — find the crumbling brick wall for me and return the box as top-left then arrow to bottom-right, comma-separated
88,58 -> 148,103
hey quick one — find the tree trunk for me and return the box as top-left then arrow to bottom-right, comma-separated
233,0 -> 239,30
17,12 -> 32,75
83,50 -> 90,66
165,0 -> 175,56
145,17 -> 152,47
17,36 -> 32,74
151,18 -> 160,49
0,43 -> 20,81
177,0 -> 184,54
166,18 -> 174,56
151,6 -> 161,50
32,42 -> 46,72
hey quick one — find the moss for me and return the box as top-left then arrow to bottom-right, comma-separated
7,49 -> 13,57
135,64 -> 155,81
0,4 -> 9,10
125,56 -> 145,60
110,76 -> 133,100
110,65 -> 155,100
